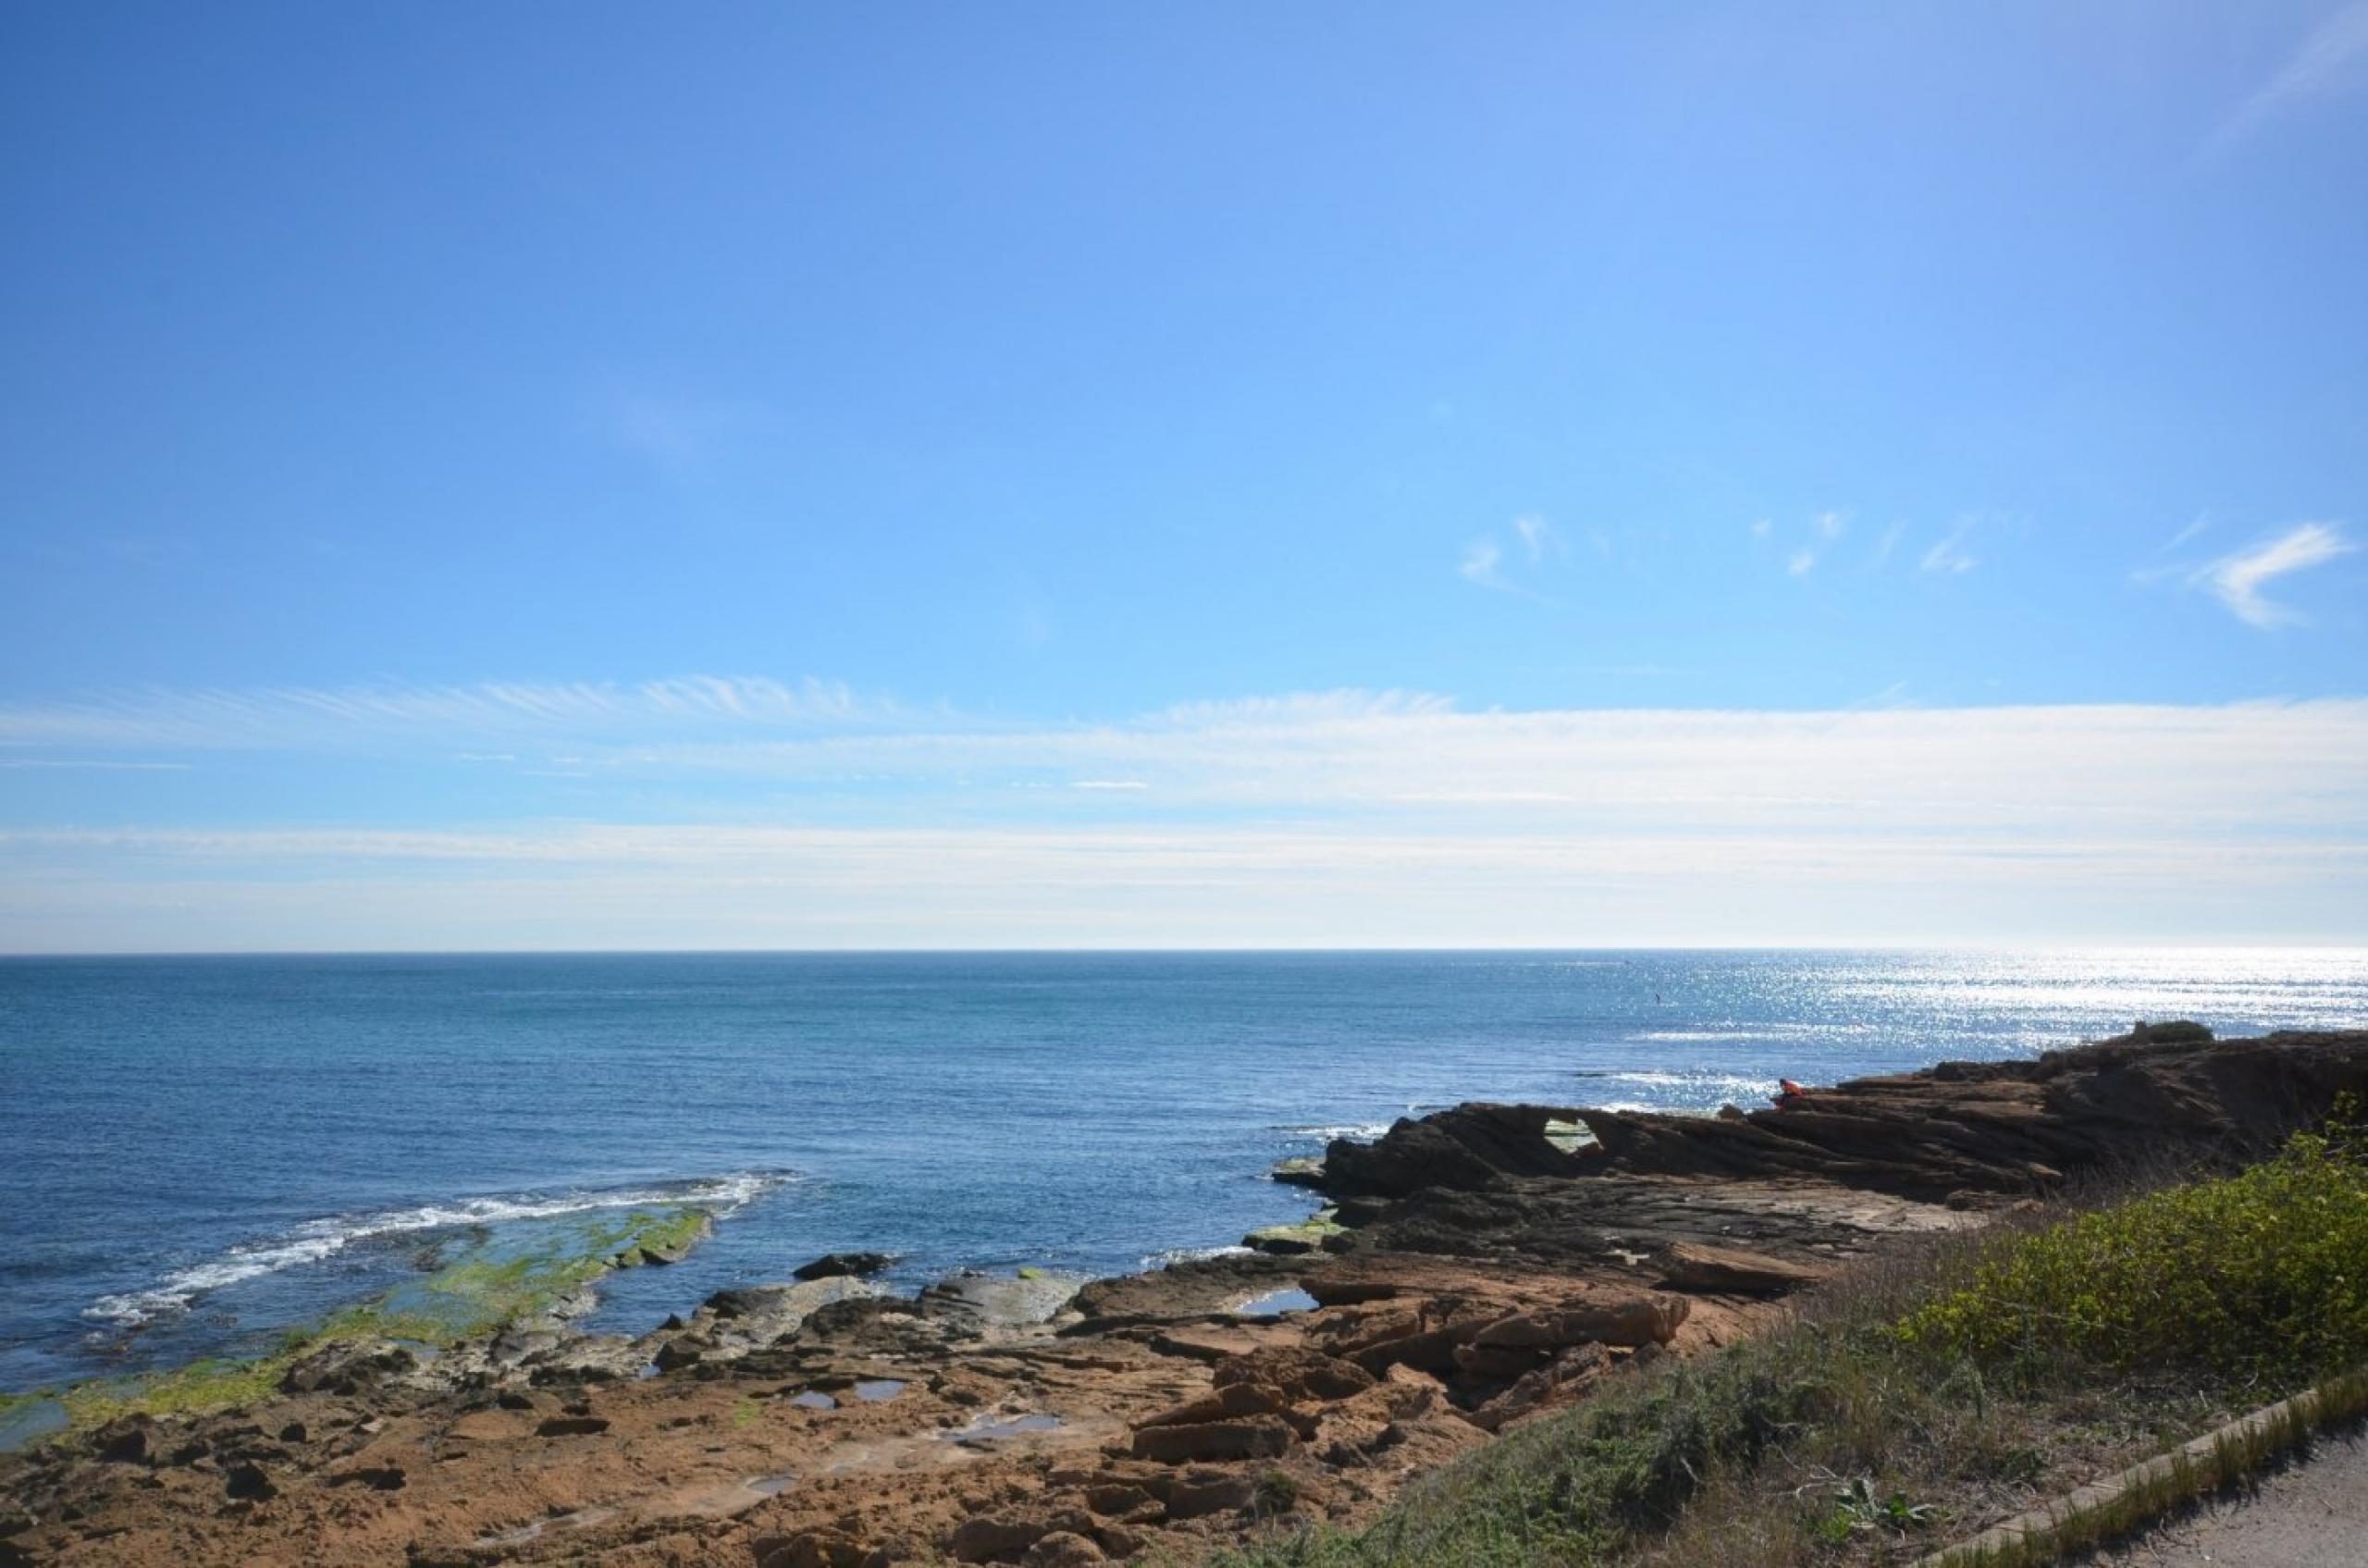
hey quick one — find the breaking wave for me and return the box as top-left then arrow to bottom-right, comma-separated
83,1172 -> 790,1327
1274,1122 -> 1395,1143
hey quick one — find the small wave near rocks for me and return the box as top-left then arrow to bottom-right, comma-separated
83,1171 -> 793,1327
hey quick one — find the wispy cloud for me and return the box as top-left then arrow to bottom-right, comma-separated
2196,522 -> 2358,628
1512,513 -> 1557,562
1458,537 -> 1509,590
1920,520 -> 1979,574
0,675 -> 880,751
2160,515 -> 2212,554
1870,523 -> 1905,569
1459,515 -> 1566,598
8,698 -> 2364,948
2211,0 -> 2368,154
1760,509 -> 1850,575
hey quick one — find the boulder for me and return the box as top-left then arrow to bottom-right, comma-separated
92,1415 -> 154,1464
792,1252 -> 896,1281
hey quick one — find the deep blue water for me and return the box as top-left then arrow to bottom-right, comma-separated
4,948 -> 2365,1395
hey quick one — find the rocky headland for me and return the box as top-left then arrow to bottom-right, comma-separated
5,1025 -> 2365,1568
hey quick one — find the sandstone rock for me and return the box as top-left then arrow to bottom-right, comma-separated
948,1511 -> 1052,1562
1450,1341 -> 1548,1381
1656,1242 -> 1829,1294
922,1270 -> 1083,1328
1213,1346 -> 1375,1402
1130,1415 -> 1293,1464
1469,1294 -> 1688,1350
1163,1467 -> 1257,1519
1022,1532 -> 1105,1566
1468,1343 -> 1610,1432
757,1530 -> 870,1568
1136,1381 -> 1286,1429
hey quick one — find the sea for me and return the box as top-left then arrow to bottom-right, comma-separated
5,948 -> 2365,1401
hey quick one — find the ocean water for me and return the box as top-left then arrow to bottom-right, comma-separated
4,948 -> 2365,1395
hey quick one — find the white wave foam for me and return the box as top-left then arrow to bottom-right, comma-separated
1276,1121 -> 1395,1142
84,1172 -> 789,1327
1143,1244 -> 1254,1269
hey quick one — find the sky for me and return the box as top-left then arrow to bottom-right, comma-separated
2,2 -> 2364,951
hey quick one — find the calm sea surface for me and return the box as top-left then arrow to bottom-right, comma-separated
4,949 -> 2365,1394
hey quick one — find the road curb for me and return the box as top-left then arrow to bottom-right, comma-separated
1911,1365 -> 2368,1568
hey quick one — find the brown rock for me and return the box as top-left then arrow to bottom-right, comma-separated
1129,1415 -> 1293,1464
1469,1344 -> 1610,1432
1135,1381 -> 1286,1429
1469,1294 -> 1689,1350
1212,1346 -> 1375,1402
1657,1242 -> 1827,1294
948,1512 -> 1052,1563
1164,1468 -> 1257,1519
222,1462 -> 276,1500
1451,1341 -> 1548,1380
92,1415 -> 153,1463
278,1337 -> 414,1396
1022,1533 -> 1105,1567
758,1530 -> 871,1568
1082,1482 -> 1160,1521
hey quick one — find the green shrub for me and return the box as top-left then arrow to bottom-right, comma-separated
1897,1112 -> 2368,1383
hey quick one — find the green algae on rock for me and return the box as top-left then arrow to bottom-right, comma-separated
9,1203 -> 721,1446
1243,1207 -> 1346,1255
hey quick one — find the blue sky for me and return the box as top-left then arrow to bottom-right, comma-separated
2,2 -> 2364,949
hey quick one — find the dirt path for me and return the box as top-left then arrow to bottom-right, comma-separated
2090,1427 -> 2368,1568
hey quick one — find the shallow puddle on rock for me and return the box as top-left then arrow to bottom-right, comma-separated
474,1505 -> 615,1548
0,1398 -> 67,1454
788,1390 -> 838,1411
1233,1286 -> 1319,1318
747,1473 -> 796,1496
852,1377 -> 906,1402
942,1411 -> 1063,1445
1542,1117 -> 1594,1153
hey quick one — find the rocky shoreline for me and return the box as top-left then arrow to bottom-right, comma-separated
6,1025 -> 2366,1568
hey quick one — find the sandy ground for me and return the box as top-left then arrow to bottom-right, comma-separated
2090,1426 -> 2368,1568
